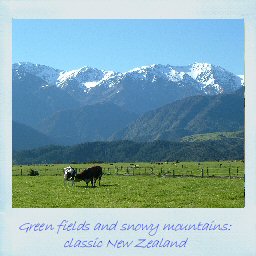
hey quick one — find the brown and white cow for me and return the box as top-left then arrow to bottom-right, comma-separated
75,166 -> 103,188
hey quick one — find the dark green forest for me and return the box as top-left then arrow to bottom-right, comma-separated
13,138 -> 244,165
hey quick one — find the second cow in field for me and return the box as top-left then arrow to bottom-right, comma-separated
63,166 -> 77,186
76,166 -> 103,188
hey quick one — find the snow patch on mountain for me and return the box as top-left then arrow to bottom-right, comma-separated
188,63 -> 212,80
186,63 -> 221,93
56,66 -> 120,91
57,67 -> 102,88
238,75 -> 244,86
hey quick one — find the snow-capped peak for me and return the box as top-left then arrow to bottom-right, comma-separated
13,62 -> 62,85
185,62 -> 217,92
124,64 -> 186,83
188,62 -> 212,79
56,66 -> 120,90
238,75 -> 244,86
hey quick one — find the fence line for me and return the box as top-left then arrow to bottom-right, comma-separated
12,164 -> 245,179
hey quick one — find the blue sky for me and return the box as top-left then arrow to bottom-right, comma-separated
12,19 -> 244,74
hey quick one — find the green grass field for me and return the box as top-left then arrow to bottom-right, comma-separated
12,161 -> 245,208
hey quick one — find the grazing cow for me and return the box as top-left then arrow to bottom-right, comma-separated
63,166 -> 77,186
75,166 -> 103,187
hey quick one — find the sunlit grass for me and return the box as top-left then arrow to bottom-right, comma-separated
12,174 -> 244,208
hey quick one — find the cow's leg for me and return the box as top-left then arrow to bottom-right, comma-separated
99,177 -> 101,186
64,177 -> 68,186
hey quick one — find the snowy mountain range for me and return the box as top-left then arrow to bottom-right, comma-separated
13,62 -> 243,95
13,62 -> 243,115
12,62 -> 244,149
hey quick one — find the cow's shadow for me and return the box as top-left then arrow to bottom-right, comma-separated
75,184 -> 118,189
101,184 -> 118,187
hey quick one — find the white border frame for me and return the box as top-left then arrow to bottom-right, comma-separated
1,1 -> 256,255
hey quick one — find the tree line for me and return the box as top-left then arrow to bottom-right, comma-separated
13,138 -> 244,165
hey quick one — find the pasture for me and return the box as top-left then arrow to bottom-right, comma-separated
12,161 -> 245,208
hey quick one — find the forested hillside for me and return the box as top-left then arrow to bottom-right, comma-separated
13,138 -> 244,164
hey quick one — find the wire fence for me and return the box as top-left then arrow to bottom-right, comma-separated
12,162 -> 245,179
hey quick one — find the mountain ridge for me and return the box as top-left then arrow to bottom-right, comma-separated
13,121 -> 56,150
13,62 -> 243,95
112,88 -> 244,142
36,102 -> 138,145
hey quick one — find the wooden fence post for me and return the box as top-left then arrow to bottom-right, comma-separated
201,168 -> 204,178
229,168 -> 231,179
207,167 -> 209,176
172,169 -> 175,178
